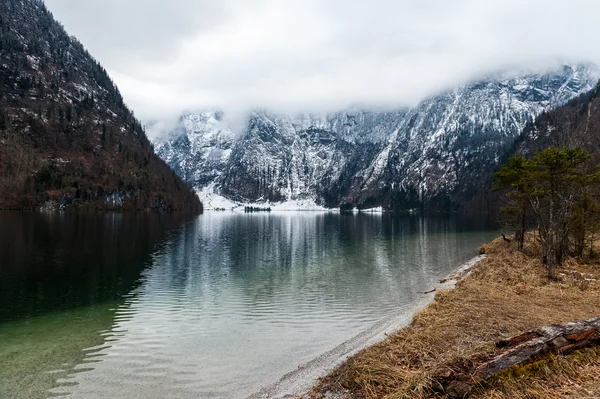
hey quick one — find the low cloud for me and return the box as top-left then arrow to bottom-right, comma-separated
45,0 -> 600,123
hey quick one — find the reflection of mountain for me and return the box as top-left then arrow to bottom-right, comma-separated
63,213 -> 496,399
0,212 -> 189,399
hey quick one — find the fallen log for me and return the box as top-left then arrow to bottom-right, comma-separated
440,316 -> 600,397
477,317 -> 600,380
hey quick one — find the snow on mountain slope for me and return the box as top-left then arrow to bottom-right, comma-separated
152,64 -> 599,210
153,111 -> 235,188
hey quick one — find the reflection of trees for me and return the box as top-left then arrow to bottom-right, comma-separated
0,212 -> 190,399
0,212 -> 189,321
38,213 -> 496,399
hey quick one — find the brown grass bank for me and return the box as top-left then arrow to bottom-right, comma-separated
307,237 -> 600,399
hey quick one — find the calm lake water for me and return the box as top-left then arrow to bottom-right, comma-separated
0,211 -> 497,398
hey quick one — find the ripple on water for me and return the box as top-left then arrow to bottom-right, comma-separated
0,213 -> 497,399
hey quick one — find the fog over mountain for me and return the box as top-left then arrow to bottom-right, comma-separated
151,64 -> 599,210
37,1 -> 600,211
44,0 -> 600,123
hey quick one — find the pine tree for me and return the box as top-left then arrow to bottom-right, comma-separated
495,147 -> 600,278
494,154 -> 531,250
569,192 -> 600,258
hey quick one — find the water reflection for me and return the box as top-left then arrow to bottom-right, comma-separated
0,212 -> 188,321
0,212 -> 189,399
59,213 -> 496,399
0,212 -> 496,399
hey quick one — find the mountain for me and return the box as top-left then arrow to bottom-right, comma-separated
0,0 -> 201,212
153,65 -> 598,211
513,80 -> 600,156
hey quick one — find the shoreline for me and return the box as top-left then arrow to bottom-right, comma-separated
246,255 -> 487,399
306,237 -> 600,399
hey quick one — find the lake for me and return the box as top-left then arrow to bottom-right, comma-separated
0,211 -> 497,398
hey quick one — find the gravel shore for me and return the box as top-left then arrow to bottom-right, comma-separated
246,255 -> 486,399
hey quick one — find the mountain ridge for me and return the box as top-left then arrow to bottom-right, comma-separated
153,64 -> 598,210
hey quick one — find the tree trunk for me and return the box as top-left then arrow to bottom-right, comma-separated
547,247 -> 554,278
438,317 -> 600,397
518,204 -> 526,251
481,317 -> 600,379
548,197 -> 555,278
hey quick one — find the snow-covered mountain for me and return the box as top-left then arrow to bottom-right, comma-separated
152,64 -> 599,210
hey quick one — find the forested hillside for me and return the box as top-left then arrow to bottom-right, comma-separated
514,80 -> 600,155
0,0 -> 201,212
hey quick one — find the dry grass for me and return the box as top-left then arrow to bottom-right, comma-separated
475,346 -> 600,399
309,236 -> 600,399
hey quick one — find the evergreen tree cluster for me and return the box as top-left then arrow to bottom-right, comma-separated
495,147 -> 600,277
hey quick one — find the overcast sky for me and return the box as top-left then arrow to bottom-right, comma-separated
44,0 -> 599,122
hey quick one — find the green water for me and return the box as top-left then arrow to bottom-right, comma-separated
0,212 -> 187,398
0,303 -> 117,398
0,212 -> 498,398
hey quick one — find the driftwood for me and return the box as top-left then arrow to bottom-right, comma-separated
440,317 -> 600,397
